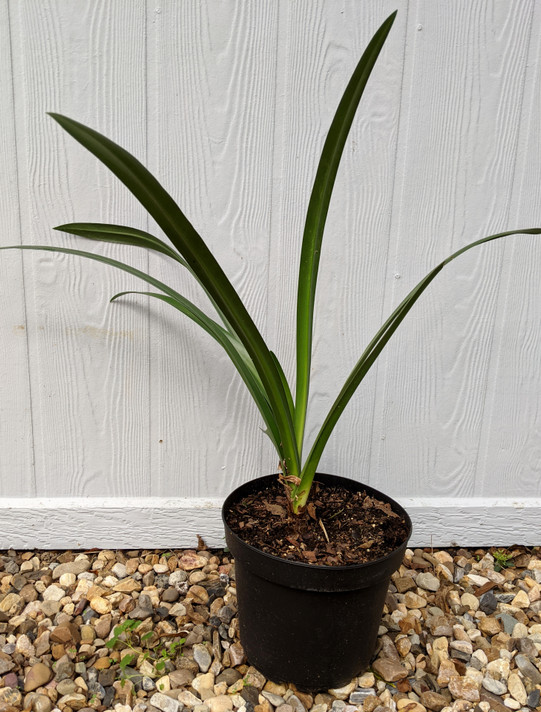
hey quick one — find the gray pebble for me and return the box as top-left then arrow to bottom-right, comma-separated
193,643 -> 212,673
416,572 -> 440,591
150,692 -> 182,712
479,591 -> 498,615
261,691 -> 285,706
482,677 -> 507,695
169,571 -> 188,586
162,587 -> 180,603
349,690 -> 376,704
111,563 -> 128,579
497,612 -> 519,635
54,659 -> 74,682
129,593 -> 154,620
87,681 -> 106,699
527,688 -> 540,708
515,654 -> 541,684
98,669 -> 116,687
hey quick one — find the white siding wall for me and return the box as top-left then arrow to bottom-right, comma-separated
1,0 -> 540,548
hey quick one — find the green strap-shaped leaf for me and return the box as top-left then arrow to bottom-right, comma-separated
0,243 -> 281,454
295,11 -> 397,455
49,114 -> 300,475
293,227 -> 541,508
55,223 -> 188,265
270,351 -> 294,419
111,290 -> 283,454
56,221 -> 237,335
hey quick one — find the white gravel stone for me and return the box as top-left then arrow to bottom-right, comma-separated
42,584 -> 65,602
416,572 -> 440,591
150,692 -> 182,712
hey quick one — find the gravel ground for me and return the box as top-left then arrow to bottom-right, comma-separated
0,546 -> 540,712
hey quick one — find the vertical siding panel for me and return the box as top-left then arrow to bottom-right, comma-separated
373,1 -> 536,497
0,2 -> 34,497
147,1 -> 280,498
477,3 -> 541,497
7,0 -> 149,497
268,1 -> 406,478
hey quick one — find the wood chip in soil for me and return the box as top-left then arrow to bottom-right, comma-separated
225,479 -> 409,566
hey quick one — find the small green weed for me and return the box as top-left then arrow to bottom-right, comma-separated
493,549 -> 513,572
106,618 -> 185,683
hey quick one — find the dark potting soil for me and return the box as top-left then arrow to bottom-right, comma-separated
225,479 -> 409,566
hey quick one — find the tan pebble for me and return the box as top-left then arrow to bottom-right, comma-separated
396,701 -> 426,712
448,676 -> 480,703
0,593 -> 23,615
74,676 -> 88,692
511,590 -> 530,608
464,668 -> 483,686
179,552 -> 208,571
432,636 -> 449,661
58,572 -> 76,587
15,634 -> 35,657
189,571 -> 207,584
153,564 -> 169,574
90,596 -> 112,614
460,592 -> 479,611
436,658 -> 458,686
435,564 -> 453,582
358,672 -> 375,688
511,622 -> 528,638
244,666 -> 266,688
125,558 -> 140,574
255,700 -> 273,712
433,551 -> 454,564
371,657 -> 408,682
451,700 -> 478,712
404,592 -> 427,609
86,584 -> 107,600
93,657 -> 111,670
178,690 -> 204,707
113,578 -> 141,593
477,616 -> 502,636
450,640 -> 473,655
192,672 -> 215,692
228,641 -> 246,666
419,690 -> 448,711
360,696 -> 379,712
24,663 -> 53,692
189,585 -> 210,604
30,693 -> 53,712
0,687 -> 23,707
452,625 -> 469,642
506,672 -> 526,705
527,558 -> 541,570
396,637 -> 412,657
139,658 -> 158,677
155,675 -> 170,692
327,681 -> 355,699
263,681 -> 288,696
214,682 -> 228,696
486,657 -> 510,680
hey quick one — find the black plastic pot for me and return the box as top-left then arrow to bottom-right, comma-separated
222,472 -> 412,691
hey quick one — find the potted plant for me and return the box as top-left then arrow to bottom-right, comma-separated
2,11 -> 540,690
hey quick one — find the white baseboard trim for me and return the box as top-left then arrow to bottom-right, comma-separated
0,496 -> 540,550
